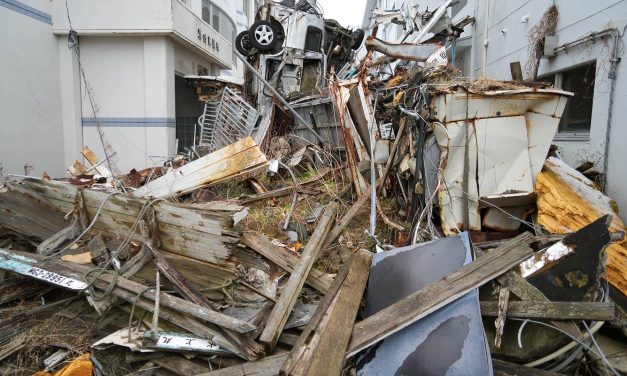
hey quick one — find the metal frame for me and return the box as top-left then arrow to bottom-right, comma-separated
197,87 -> 259,152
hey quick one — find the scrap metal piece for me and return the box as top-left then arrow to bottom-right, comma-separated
356,233 -> 494,376
528,214 -> 613,302
365,36 -> 439,61
198,87 -> 259,153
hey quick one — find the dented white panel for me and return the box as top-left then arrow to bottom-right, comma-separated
433,121 -> 481,235
475,116 -> 533,196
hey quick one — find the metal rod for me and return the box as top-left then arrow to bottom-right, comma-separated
234,51 -> 327,144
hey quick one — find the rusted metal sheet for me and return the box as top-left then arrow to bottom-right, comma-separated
133,137 -> 267,199
365,36 -> 439,61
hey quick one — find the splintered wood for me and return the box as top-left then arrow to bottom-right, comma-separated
536,157 -> 627,296
133,137 -> 267,199
281,249 -> 372,376
5,178 -> 245,265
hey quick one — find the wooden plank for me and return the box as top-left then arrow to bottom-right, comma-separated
0,248 -> 255,334
346,232 -> 535,356
480,301 -> 615,321
0,189 -> 68,241
492,359 -> 562,376
153,356 -> 210,376
198,353 -> 289,376
133,137 -> 267,198
259,202 -> 338,350
242,232 -> 334,294
281,249 -> 372,376
239,170 -> 332,205
497,269 -> 582,338
6,178 -> 244,265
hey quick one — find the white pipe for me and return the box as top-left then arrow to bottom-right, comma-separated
525,321 -> 605,368
482,0 -> 489,76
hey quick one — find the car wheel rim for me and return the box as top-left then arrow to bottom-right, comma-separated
254,25 -> 274,46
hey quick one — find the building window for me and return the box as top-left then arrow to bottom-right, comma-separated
542,61 -> 595,137
201,1 -> 236,44
451,0 -> 468,18
559,63 -> 595,134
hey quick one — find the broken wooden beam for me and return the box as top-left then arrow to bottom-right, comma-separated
5,177 -> 244,264
198,353 -> 289,376
492,359 -> 562,376
259,202 -> 338,350
0,248 -> 255,333
281,249 -> 372,376
536,157 -> 627,297
239,169 -> 332,205
133,137 -> 267,199
242,232 -> 334,294
346,232 -> 535,356
480,301 -> 615,321
496,269 -> 583,339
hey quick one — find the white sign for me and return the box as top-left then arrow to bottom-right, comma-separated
25,267 -> 87,290
426,46 -> 448,66
155,333 -> 220,352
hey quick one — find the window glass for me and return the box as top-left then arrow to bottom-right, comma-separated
201,0 -> 211,24
559,62 -> 595,133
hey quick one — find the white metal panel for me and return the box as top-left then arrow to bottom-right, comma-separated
475,116 -> 533,196
433,121 -> 481,235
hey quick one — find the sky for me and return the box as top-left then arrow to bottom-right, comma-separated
316,0 -> 368,30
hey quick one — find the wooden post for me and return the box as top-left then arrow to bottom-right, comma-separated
259,202 -> 338,350
281,249 -> 372,376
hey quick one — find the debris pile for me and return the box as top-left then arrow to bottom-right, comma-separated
0,1 -> 625,375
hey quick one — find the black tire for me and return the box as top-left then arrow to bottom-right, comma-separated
235,30 -> 255,56
351,29 -> 365,50
250,20 -> 279,51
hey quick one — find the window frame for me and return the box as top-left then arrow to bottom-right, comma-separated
541,62 -> 596,141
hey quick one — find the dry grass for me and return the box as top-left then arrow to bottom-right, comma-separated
525,5 -> 559,80
2,316 -> 95,376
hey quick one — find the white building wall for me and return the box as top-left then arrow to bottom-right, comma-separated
0,0 -> 65,177
77,36 -> 180,174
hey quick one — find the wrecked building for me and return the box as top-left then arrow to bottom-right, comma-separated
0,0 -> 627,375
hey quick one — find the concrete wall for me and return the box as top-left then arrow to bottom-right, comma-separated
77,36 -> 177,174
362,0 -> 627,219
0,0 -> 65,177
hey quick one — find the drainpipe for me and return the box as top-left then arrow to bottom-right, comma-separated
602,26 -> 626,192
482,0 -> 490,76
469,6 -> 477,79
552,26 -> 626,192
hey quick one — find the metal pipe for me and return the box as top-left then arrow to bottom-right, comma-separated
369,93 -> 379,237
234,51 -> 326,144
482,0 -> 490,76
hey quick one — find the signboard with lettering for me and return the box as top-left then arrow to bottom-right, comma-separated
143,331 -> 222,353
25,267 -> 88,290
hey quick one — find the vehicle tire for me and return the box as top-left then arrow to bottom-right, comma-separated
351,29 -> 365,50
250,20 -> 279,51
235,30 -> 255,56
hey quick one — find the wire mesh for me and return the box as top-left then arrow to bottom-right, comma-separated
197,87 -> 259,152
